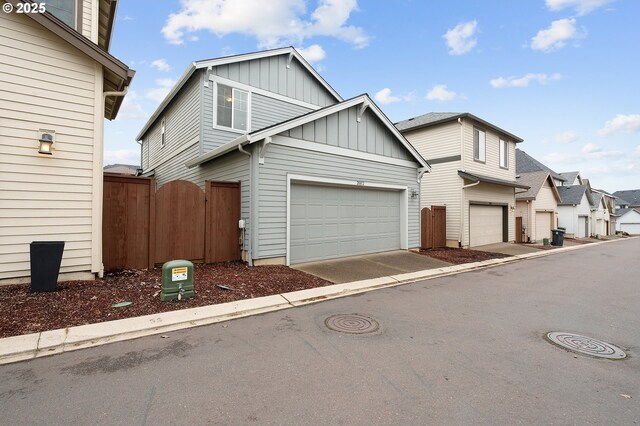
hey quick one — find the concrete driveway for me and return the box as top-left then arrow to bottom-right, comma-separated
473,242 -> 541,255
293,250 -> 452,283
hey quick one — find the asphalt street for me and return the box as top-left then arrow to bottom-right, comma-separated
1,239 -> 639,425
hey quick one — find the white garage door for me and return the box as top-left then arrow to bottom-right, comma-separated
469,205 -> 503,247
535,212 -> 552,241
290,184 -> 401,264
621,223 -> 640,235
578,216 -> 587,238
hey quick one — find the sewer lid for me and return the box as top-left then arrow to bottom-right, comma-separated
325,314 -> 379,334
546,332 -> 627,359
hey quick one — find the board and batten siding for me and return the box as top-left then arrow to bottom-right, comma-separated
463,183 -> 515,247
256,140 -> 420,260
209,55 -> 336,108
0,12 -> 101,281
281,107 -> 411,161
142,74 -> 200,176
462,119 -> 517,182
402,121 -> 461,160
419,160 -> 461,244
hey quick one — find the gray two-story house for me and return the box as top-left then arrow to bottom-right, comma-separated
137,47 -> 429,266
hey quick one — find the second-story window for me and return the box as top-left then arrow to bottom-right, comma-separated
160,118 -> 166,148
499,139 -> 509,168
473,128 -> 486,163
39,0 -> 77,29
216,84 -> 249,132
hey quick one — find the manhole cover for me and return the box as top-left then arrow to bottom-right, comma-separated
325,314 -> 379,334
546,332 -> 627,359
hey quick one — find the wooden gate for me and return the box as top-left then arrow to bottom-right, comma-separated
155,180 -> 206,264
515,216 -> 523,243
421,206 -> 446,249
103,177 -> 241,271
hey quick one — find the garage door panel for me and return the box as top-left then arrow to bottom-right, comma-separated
621,223 -> 640,234
470,205 -> 503,247
290,183 -> 401,264
535,212 -> 552,241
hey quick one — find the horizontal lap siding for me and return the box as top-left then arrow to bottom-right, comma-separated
0,12 -> 98,279
282,107 -> 410,160
251,93 -> 310,130
420,161 -> 461,242
82,0 -> 92,39
143,75 -> 200,176
257,143 -> 419,259
403,121 -> 460,159
462,120 -> 517,182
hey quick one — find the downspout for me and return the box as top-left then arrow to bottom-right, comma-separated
238,144 -> 253,266
459,180 -> 480,247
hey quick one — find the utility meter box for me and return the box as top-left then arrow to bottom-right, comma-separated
161,260 -> 195,301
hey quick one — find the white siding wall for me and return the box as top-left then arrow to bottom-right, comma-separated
403,121 -> 461,159
81,0 -> 93,40
463,183 -> 515,246
530,181 -> 558,241
462,120 -> 517,181
557,195 -> 591,236
0,12 -> 100,281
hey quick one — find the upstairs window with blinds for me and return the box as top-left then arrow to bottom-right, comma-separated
39,0 -> 77,29
216,84 -> 249,132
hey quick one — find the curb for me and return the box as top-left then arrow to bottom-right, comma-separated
0,237 -> 632,365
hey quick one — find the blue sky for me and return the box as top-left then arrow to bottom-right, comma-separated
105,0 -> 640,192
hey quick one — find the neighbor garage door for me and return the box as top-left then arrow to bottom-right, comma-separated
535,212 -> 552,241
290,184 -> 401,264
621,223 -> 640,235
469,205 -> 503,247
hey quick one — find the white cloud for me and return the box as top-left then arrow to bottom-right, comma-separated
582,142 -> 601,154
581,143 -> 623,159
146,78 -> 177,103
555,130 -> 578,144
490,73 -> 562,88
443,20 -> 478,55
104,149 -> 140,165
151,58 -> 171,72
426,84 -> 458,101
597,114 -> 640,136
542,152 -> 570,163
162,0 -> 368,49
115,91 -> 148,121
296,44 -> 326,63
530,18 -> 584,52
545,0 -> 613,15
374,88 -> 400,104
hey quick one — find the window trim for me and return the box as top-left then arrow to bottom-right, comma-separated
499,138 -> 509,169
213,82 -> 251,133
473,127 -> 486,163
160,118 -> 166,148
39,0 -> 82,31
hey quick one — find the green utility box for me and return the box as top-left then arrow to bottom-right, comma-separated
161,260 -> 195,301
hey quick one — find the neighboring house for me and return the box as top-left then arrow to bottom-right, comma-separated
557,185 -> 593,238
396,113 -> 528,248
558,171 -> 582,186
515,171 -> 561,243
612,189 -> 640,208
0,0 -> 134,283
136,47 -> 429,266
615,197 -> 631,209
589,191 -> 610,236
104,163 -> 139,175
516,148 -> 567,187
592,188 -> 616,235
615,208 -> 640,234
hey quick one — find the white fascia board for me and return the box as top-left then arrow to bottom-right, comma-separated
185,134 -> 250,168
136,62 -> 197,141
195,47 -> 343,103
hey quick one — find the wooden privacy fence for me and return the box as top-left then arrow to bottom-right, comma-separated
420,206 -> 446,249
103,175 -> 241,271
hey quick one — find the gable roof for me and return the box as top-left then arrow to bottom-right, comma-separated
515,149 -> 566,182
515,171 -> 560,201
395,112 -> 524,143
590,191 -> 603,208
458,170 -> 529,189
613,189 -> 640,206
185,94 -> 429,170
616,207 -> 640,217
557,185 -> 593,206
559,171 -> 581,185
136,47 -> 342,141
4,0 -> 135,120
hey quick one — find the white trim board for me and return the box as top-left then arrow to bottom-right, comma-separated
285,173 -> 409,266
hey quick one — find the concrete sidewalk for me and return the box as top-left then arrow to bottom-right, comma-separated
0,237 -> 632,366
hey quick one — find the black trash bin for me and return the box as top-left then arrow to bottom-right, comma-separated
551,229 -> 565,247
30,241 -> 65,292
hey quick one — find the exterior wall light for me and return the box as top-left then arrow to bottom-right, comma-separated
38,133 -> 54,155
410,188 -> 419,198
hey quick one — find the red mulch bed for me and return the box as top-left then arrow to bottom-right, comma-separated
417,247 -> 510,264
0,262 -> 331,338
